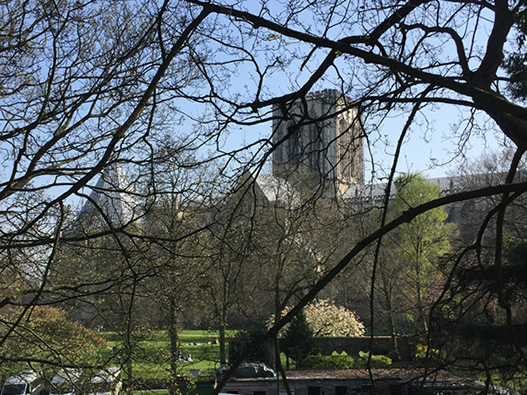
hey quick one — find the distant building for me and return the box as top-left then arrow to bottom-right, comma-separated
343,175 -> 463,215
77,164 -> 138,228
272,89 -> 365,197
59,164 -> 140,325
235,170 -> 300,209
220,368 -> 515,395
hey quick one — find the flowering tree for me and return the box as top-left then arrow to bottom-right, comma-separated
304,300 -> 365,338
271,299 -> 365,338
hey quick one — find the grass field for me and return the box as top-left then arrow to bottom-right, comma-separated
99,329 -> 293,395
101,330 -> 236,384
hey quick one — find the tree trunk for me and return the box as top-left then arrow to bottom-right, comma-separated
219,316 -> 227,365
168,299 -> 179,395
415,244 -> 428,334
124,340 -> 133,395
271,273 -> 281,370
385,292 -> 399,359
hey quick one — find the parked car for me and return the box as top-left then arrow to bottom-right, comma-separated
48,368 -> 121,395
86,367 -> 121,395
216,362 -> 276,381
49,369 -> 82,395
1,371 -> 43,395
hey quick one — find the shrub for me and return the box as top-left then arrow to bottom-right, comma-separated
415,341 -> 439,359
301,352 -> 393,369
356,351 -> 392,368
302,355 -> 355,369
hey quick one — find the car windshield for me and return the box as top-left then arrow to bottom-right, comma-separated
2,384 -> 26,395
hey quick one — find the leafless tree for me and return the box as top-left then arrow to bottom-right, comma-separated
3,0 -> 527,393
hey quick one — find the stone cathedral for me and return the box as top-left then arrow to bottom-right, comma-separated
271,89 -> 365,197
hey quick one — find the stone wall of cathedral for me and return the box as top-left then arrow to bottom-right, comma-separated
272,89 -> 365,197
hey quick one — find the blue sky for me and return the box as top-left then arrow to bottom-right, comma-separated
211,96 -> 504,182
176,0 -> 508,183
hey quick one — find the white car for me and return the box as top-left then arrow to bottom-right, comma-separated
1,371 -> 42,395
49,369 -> 82,395
88,367 -> 121,395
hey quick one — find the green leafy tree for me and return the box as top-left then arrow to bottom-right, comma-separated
388,174 -> 458,333
0,306 -> 105,378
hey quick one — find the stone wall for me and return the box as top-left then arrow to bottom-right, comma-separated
313,336 -> 417,361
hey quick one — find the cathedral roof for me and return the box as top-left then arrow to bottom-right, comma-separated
238,171 -> 299,207
78,164 -> 138,228
342,176 -> 463,202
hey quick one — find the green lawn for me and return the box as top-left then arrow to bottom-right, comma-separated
101,330 -> 236,384
99,329 -> 291,395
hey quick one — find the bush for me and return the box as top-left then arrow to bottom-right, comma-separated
301,352 -> 392,369
355,351 -> 392,368
415,341 -> 439,359
302,355 -> 355,369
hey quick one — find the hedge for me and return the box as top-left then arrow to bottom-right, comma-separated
301,353 -> 392,369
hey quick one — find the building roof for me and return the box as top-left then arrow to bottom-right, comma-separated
239,171 -> 300,207
223,368 -> 519,394
342,176 -> 463,202
78,164 -> 138,227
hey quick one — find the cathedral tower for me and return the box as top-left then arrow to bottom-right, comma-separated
272,89 -> 365,196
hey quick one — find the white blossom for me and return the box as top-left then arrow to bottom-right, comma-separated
269,299 -> 365,337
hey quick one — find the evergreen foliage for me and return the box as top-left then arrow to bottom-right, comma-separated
227,329 -> 272,366
280,312 -> 315,365
505,3 -> 527,99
